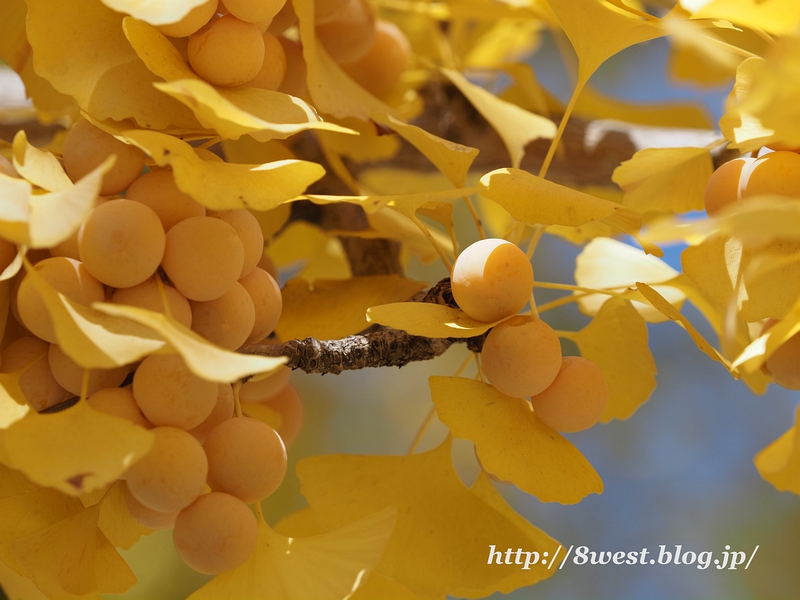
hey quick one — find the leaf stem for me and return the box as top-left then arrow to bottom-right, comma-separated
233,381 -> 243,418
462,195 -> 486,239
539,79 -> 586,180
410,214 -> 453,271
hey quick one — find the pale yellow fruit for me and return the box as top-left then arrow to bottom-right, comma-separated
188,15 -> 265,87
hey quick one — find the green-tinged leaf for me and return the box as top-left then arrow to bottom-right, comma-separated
479,168 -> 642,234
123,130 -> 324,210
636,282 -> 733,370
188,508 -> 396,600
430,377 -> 602,504
564,298 -> 657,422
276,276 -> 426,341
612,147 -> 714,215
26,0 -> 200,131
441,69 -> 555,169
94,303 -> 286,382
0,402 -> 154,496
366,303 -> 500,338
574,237 -> 682,322
297,438 -> 551,598
755,406 -> 800,495
11,130 -> 72,192
370,113 -> 479,187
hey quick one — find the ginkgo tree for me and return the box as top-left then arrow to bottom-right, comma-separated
1,0 -> 800,598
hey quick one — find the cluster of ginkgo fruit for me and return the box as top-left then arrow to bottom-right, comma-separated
0,119 -> 304,575
450,238 -> 609,433
704,148 -> 800,390
160,0 -> 411,99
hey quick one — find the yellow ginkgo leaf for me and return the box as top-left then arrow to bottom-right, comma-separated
732,295 -> 800,373
0,555 -> 49,600
479,168 -> 642,234
240,402 -> 282,431
742,242 -> 800,322
103,0 -> 207,25
692,0 -> 800,36
293,0 -> 396,121
574,237 -> 682,322
123,129 -> 324,211
0,174 -> 33,246
370,113 -> 479,188
276,276 -> 426,342
612,147 -> 714,215
0,464 -> 38,500
365,208 -> 454,265
0,487 -> 83,577
0,401 -> 154,496
0,371 -> 31,430
719,57 -> 777,152
366,303 -> 500,339
755,406 -> 800,495
636,282 -> 732,370
266,221 -> 351,282
94,303 -> 286,383
429,377 -> 602,504
457,472 -> 559,598
25,0 -> 200,131
440,68 -> 556,169
13,503 -> 135,597
188,507 -> 396,600
11,131 -> 72,192
562,298 -> 657,422
297,438 -> 546,598
22,264 -> 165,369
273,509 -> 438,600
315,117 -> 400,164
548,0 -> 664,84
306,187 -> 478,218
81,482 -> 152,550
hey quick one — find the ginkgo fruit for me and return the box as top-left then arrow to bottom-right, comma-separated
132,354 -> 218,430
239,364 -> 291,402
260,383 -> 304,446
111,277 -> 193,328
451,238 -> 534,322
124,426 -> 208,513
207,209 -> 265,278
314,0 -> 350,24
161,216 -> 245,302
530,356 -> 609,433
187,14 -> 265,87
741,150 -> 800,199
78,199 -> 166,289
204,417 -> 287,503
223,0 -> 285,24
342,20 -> 410,98
238,267 -> 282,343
481,315 -> 562,398
703,156 -> 754,216
315,0 -> 376,64
123,482 -> 180,530
125,169 -> 206,232
278,37 -> 307,97
48,344 -> 129,397
156,0 -> 219,37
247,31 -> 287,91
17,257 -> 105,344
86,387 -> 153,429
0,336 -> 69,412
61,119 -> 145,196
173,492 -> 259,574
190,281 -> 256,350
188,384 -> 235,443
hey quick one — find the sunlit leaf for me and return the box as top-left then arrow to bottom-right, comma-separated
719,57 -> 777,152
441,69 -> 555,169
103,0 -> 207,25
732,294 -> 800,373
0,402 -> 154,496
430,377 -> 602,503
26,0 -> 200,130
612,147 -> 714,215
11,131 -> 72,193
188,508 -> 396,600
315,117 -> 401,164
366,303 -> 500,339
297,438 -> 550,597
755,406 -> 800,495
693,0 -> 800,36
563,298 -> 656,422
364,208 -> 455,266
574,237 -> 681,322
123,130 -> 324,211
276,276 -> 426,341
266,221 -> 351,282
94,303 -> 286,383
370,113 -> 479,187
479,168 -> 642,234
